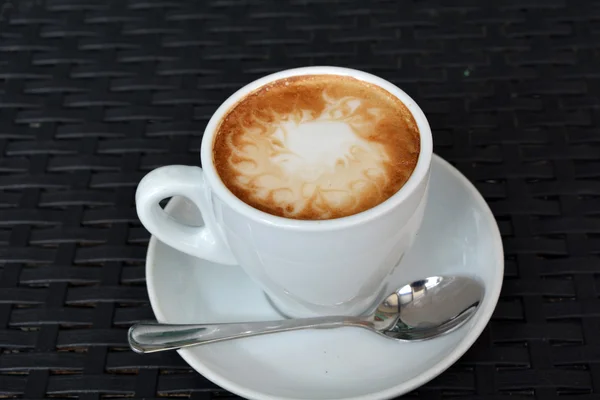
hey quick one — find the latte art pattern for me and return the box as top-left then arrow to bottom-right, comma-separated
213,75 -> 420,220
229,98 -> 390,217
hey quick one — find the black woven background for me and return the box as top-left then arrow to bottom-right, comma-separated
0,0 -> 599,398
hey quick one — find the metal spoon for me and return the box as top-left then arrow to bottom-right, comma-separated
129,275 -> 483,354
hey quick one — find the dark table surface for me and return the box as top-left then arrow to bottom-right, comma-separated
1,0 -> 599,399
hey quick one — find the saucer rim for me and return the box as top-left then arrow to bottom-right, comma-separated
145,153 -> 504,400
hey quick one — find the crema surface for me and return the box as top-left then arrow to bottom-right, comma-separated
213,74 -> 420,220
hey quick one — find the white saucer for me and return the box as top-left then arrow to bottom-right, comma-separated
145,154 -> 504,400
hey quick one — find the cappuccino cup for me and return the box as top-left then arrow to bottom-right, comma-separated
136,66 -> 433,318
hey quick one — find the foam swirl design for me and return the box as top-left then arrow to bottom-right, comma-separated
213,75 -> 420,220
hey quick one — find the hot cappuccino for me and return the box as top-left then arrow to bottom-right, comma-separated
213,74 -> 420,220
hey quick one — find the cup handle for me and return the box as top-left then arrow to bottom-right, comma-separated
135,165 -> 237,265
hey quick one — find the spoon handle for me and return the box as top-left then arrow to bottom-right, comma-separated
128,316 -> 369,353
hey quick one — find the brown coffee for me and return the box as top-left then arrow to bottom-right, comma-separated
213,74 -> 420,220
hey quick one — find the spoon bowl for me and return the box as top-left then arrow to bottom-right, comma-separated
373,276 -> 484,340
129,275 -> 484,354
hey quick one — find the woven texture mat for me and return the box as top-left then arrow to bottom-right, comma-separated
1,0 -> 599,398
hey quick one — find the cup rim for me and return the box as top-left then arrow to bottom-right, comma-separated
201,66 -> 433,231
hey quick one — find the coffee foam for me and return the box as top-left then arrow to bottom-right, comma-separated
213,75 -> 420,220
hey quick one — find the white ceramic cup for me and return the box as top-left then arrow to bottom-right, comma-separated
135,66 -> 433,318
